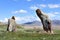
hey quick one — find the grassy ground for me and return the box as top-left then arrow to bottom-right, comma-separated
0,25 -> 60,40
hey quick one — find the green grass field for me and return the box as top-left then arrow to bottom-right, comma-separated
0,25 -> 60,40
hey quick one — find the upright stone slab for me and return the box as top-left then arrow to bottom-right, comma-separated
7,16 -> 16,32
36,9 -> 52,33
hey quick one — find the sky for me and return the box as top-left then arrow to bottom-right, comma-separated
0,0 -> 60,24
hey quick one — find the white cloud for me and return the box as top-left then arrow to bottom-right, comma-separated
0,18 -> 8,22
19,10 -> 28,13
46,12 -> 60,20
39,4 -> 60,8
48,4 -> 60,8
53,12 -> 60,14
39,4 -> 46,8
47,13 -> 56,18
12,9 -> 28,14
30,4 -> 46,10
30,4 -> 46,11
15,16 -> 37,24
30,4 -> 60,10
30,5 -> 38,10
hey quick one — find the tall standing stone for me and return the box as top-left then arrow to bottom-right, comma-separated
36,9 -> 53,33
7,16 -> 16,32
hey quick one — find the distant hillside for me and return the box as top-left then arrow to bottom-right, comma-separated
23,20 -> 60,26
52,20 -> 60,25
23,21 -> 42,26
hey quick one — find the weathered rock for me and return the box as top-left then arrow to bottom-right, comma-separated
7,16 -> 16,32
36,9 -> 52,33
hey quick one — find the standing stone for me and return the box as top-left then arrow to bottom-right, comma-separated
7,16 -> 16,32
36,9 -> 53,33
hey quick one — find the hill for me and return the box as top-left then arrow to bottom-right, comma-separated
23,20 -> 60,26
23,21 -> 42,26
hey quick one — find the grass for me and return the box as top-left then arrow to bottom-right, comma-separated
0,25 -> 60,40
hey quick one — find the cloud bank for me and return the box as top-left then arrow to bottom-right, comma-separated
12,9 -> 28,14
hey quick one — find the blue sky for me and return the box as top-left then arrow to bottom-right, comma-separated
0,0 -> 60,24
